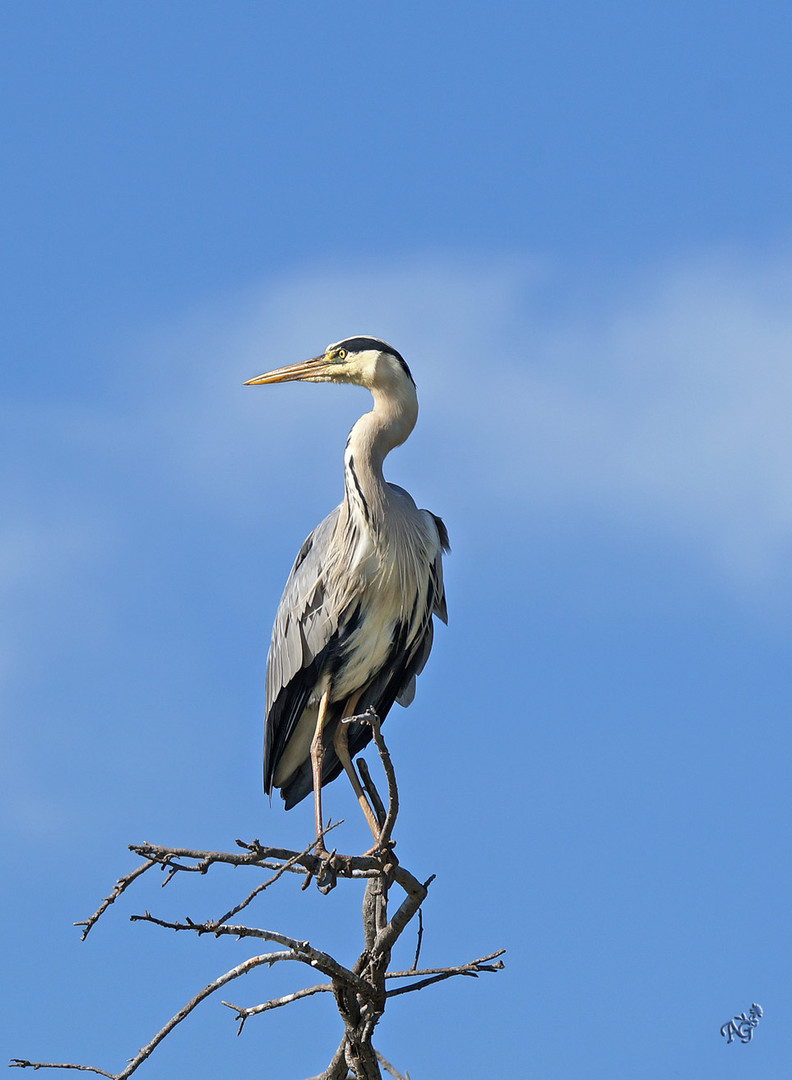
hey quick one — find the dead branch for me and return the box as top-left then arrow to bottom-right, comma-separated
358,708 -> 398,849
10,1065 -> 116,1079
356,758 -> 386,828
74,859 -> 156,941
385,948 -> 506,982
12,722 -> 504,1080
374,1053 -> 410,1080
129,913 -> 377,997
385,949 -> 506,997
11,952 -> 299,1080
222,982 -> 333,1034
213,826 -> 341,926
410,907 -> 424,971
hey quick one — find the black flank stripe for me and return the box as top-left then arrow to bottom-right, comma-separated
346,454 -> 370,522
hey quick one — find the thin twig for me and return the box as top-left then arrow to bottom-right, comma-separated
385,950 -> 506,998
73,860 -> 156,941
222,981 -> 333,1034
129,913 -> 376,997
356,758 -> 387,827
9,1064 -> 116,1078
129,832 -> 386,885
361,709 -> 399,848
16,722 -> 505,1080
386,949 -> 506,980
371,872 -> 434,961
214,825 -> 341,925
306,1037 -> 349,1080
11,952 -> 290,1080
375,1051 -> 409,1080
411,907 -> 424,971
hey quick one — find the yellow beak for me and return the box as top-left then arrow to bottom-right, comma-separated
244,354 -> 335,385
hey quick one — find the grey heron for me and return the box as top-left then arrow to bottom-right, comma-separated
245,336 -> 449,849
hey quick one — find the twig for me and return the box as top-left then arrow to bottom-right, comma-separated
131,821 -> 343,878
214,825 -> 340,925
386,949 -> 506,980
11,953 -> 293,1080
15,722 -> 505,1080
9,1065 -> 116,1078
360,709 -> 398,849
222,981 -> 333,1034
307,1038 -> 349,1080
371,873 -> 435,961
411,908 -> 424,971
73,860 -> 156,941
129,913 -> 376,998
129,834 -> 386,884
385,950 -> 506,998
375,1051 -> 410,1080
356,758 -> 386,827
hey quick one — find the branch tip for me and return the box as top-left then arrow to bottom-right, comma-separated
20,738 -> 504,1079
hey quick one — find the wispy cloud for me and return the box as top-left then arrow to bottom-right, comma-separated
4,249 -> 791,832
485,254 -> 792,582
5,250 -> 792,633
124,252 -> 792,586
0,509 -> 106,835
0,511 -> 109,682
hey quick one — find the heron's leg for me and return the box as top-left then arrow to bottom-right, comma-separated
333,694 -> 381,844
310,688 -> 332,851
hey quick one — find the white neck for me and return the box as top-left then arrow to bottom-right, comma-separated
343,379 -> 418,529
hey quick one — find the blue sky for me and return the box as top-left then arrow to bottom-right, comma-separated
3,3 -> 792,1077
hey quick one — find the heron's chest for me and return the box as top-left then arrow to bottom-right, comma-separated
328,539 -> 430,698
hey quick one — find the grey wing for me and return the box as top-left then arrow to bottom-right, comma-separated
263,506 -> 342,793
395,510 -> 450,707
428,511 -> 450,624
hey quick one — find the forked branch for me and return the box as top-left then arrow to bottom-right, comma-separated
11,719 -> 504,1080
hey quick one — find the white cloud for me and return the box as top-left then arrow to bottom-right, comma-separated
0,512 -> 109,663
4,250 -> 791,829
0,510 -> 109,834
5,250 -> 792,635
483,255 -> 792,582
125,252 -> 792,587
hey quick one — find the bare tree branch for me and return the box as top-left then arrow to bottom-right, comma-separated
129,913 -> 377,997
410,907 -> 424,971
359,709 -> 398,849
10,1064 -> 117,1078
370,872 -> 435,962
213,826 -> 340,926
73,859 -> 156,941
13,726 -> 504,1080
386,949 -> 506,981
307,1038 -> 349,1080
374,1052 -> 410,1080
11,952 -> 297,1080
303,1047 -> 410,1080
385,950 -> 506,998
355,758 -> 386,828
222,982 -> 333,1034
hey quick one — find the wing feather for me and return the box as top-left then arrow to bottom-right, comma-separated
265,503 -> 451,806
263,507 -> 343,793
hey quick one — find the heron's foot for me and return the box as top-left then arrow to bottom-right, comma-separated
362,838 -> 398,871
306,846 -> 339,893
343,705 -> 382,727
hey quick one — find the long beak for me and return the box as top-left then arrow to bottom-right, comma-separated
243,354 -> 334,385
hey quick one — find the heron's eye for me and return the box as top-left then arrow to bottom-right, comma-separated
337,349 -> 347,359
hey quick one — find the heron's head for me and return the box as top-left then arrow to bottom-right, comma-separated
244,336 -> 414,392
